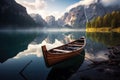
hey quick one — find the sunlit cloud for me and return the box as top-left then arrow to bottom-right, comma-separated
101,0 -> 120,7
19,1 -> 35,10
16,0 -> 120,19
16,0 -> 46,10
35,0 -> 46,10
46,11 -> 64,20
66,0 -> 95,12
15,0 -> 48,18
16,0 -> 120,20
66,0 -> 120,12
16,0 -> 64,19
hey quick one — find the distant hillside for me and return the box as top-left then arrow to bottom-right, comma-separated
30,14 -> 47,27
58,0 -> 120,28
86,11 -> 120,28
0,0 -> 36,28
45,15 -> 60,28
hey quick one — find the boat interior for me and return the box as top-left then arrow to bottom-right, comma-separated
49,38 -> 85,54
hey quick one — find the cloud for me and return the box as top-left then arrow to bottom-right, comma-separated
15,0 -> 62,19
101,0 -> 120,7
18,1 -> 35,10
66,0 -> 95,11
47,11 -> 65,19
16,0 -> 46,10
66,0 -> 120,12
16,0 -> 49,19
35,0 -> 46,10
15,0 -> 120,20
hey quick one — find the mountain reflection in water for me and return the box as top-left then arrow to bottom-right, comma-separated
0,31 -> 37,63
0,29 -> 120,80
86,32 -> 120,46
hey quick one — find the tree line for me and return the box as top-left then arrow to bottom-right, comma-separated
86,11 -> 120,28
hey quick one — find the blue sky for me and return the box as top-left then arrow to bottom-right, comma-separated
15,0 -> 80,19
46,0 -> 79,11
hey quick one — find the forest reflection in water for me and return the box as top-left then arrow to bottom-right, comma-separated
72,32 -> 120,80
0,30 -> 120,80
86,32 -> 120,46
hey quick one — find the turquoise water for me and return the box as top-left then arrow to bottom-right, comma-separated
0,29 -> 120,80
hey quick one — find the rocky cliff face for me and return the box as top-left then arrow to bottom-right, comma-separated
45,15 -> 59,28
59,1 -> 120,28
0,0 -> 35,27
30,14 -> 47,27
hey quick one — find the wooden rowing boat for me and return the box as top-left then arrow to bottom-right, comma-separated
47,50 -> 85,80
41,36 -> 86,67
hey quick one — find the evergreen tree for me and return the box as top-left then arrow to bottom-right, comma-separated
86,11 -> 120,28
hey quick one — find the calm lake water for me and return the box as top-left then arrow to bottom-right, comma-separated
0,29 -> 120,80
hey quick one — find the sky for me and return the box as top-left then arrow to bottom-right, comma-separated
15,0 -> 80,19
15,0 -> 120,19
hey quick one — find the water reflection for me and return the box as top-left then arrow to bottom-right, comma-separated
86,32 -> 120,46
0,31 -> 37,63
14,31 -> 85,59
14,39 -> 64,58
0,30 -> 85,62
0,30 -> 85,80
34,31 -> 85,44
47,50 -> 85,80
1,29 -> 119,80
76,45 -> 120,80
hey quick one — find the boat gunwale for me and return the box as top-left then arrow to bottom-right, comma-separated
41,37 -> 86,67
48,38 -> 86,54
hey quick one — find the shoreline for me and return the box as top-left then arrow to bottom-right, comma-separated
86,27 -> 120,33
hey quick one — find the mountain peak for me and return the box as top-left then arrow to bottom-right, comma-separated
58,0 -> 120,28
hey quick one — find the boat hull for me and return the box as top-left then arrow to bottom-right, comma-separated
42,37 -> 86,67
